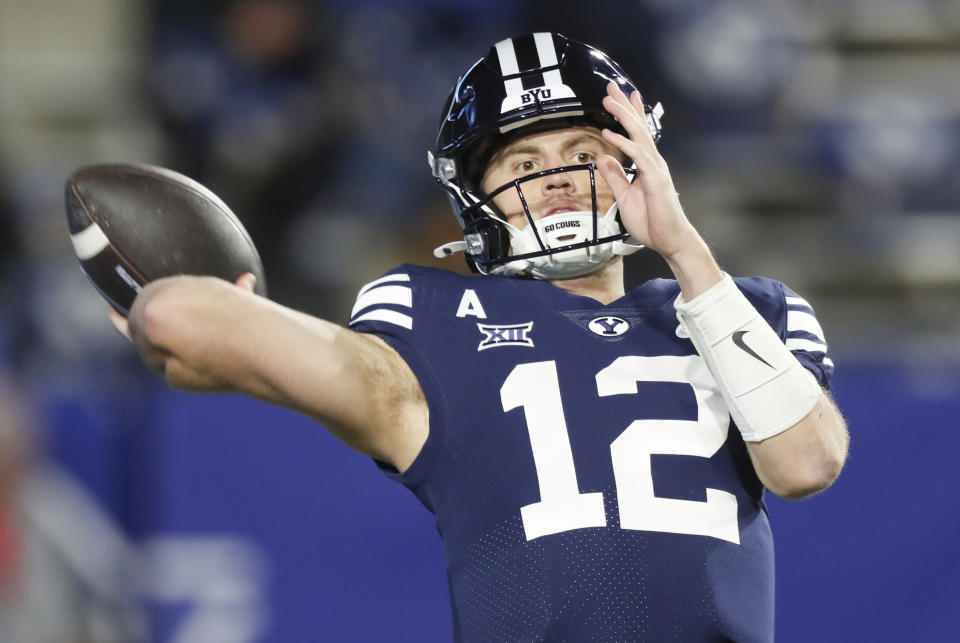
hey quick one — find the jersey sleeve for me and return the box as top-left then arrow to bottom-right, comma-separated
735,276 -> 835,389
780,283 -> 835,389
349,267 -> 415,337
346,265 -> 445,495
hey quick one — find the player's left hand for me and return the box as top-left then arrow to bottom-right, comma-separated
596,82 -> 700,261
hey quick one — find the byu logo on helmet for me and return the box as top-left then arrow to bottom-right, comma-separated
520,87 -> 552,104
588,316 -> 629,337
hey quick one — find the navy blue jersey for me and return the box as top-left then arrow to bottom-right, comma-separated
350,265 -> 833,642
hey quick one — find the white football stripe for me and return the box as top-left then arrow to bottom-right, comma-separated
349,309 -> 413,330
785,295 -> 812,309
787,310 -> 826,342
70,222 -> 110,260
823,357 -> 835,368
351,285 -> 412,318
356,273 -> 410,298
786,337 -> 828,353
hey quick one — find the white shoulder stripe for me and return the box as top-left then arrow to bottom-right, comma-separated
70,222 -> 110,260
357,273 -> 410,298
787,310 -> 826,342
349,309 -> 413,330
785,295 -> 812,309
351,285 -> 412,318
786,337 -> 828,353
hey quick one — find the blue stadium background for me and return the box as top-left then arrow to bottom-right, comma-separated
1,0 -> 959,640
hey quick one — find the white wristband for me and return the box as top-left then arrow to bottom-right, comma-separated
675,275 -> 821,442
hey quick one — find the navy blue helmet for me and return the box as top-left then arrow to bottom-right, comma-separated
430,33 -> 663,278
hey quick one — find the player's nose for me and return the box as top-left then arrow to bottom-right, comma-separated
541,163 -> 573,193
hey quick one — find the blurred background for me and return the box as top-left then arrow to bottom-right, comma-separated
1,0 -> 959,641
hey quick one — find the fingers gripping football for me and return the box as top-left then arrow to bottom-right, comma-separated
110,273 -> 257,392
108,306 -> 132,341
108,273 -> 256,344
596,82 -> 696,260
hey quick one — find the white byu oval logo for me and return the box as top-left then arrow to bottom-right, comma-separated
588,316 -> 630,337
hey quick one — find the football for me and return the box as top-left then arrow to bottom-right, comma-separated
65,163 -> 267,314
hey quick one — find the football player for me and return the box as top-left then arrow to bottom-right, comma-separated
112,33 -> 848,641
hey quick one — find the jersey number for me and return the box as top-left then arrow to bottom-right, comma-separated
500,356 -> 740,544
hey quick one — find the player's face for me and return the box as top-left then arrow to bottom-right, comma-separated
480,126 -> 619,229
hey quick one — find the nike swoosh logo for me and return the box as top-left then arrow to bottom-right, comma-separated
732,330 -> 773,368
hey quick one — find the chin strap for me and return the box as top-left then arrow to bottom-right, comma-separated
432,199 -> 644,274
433,241 -> 467,259
431,239 -> 531,276
612,231 -> 644,256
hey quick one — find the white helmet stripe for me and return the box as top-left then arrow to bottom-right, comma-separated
494,38 -> 524,96
533,33 -> 563,86
496,34 -> 565,96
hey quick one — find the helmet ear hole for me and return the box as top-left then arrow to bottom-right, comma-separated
463,215 -> 511,273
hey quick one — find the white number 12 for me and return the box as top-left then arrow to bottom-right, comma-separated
501,355 -> 740,544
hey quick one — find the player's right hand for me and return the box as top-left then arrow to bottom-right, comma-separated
108,272 -> 257,343
235,272 -> 257,293
108,306 -> 132,342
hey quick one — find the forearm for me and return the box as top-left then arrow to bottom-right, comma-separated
662,230 -> 724,301
135,277 -> 355,408
128,276 -> 426,466
672,270 -> 848,497
746,385 -> 849,499
161,356 -> 232,392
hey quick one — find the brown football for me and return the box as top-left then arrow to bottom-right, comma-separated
65,163 -> 267,314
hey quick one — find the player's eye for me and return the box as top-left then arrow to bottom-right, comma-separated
572,151 -> 595,164
516,160 -> 538,173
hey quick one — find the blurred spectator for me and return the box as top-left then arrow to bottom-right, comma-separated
150,0 -> 338,196
0,174 -> 20,280
147,1 -> 519,317
0,162 -> 145,642
0,370 -> 144,643
148,1 -> 340,307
